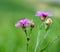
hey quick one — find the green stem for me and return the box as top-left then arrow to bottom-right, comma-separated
29,28 -> 32,37
24,29 -> 27,36
40,35 -> 60,52
23,28 -> 27,36
27,41 -> 29,52
34,22 -> 43,52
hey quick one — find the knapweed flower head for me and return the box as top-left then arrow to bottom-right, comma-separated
36,11 -> 52,17
36,11 -> 52,21
15,18 -> 34,28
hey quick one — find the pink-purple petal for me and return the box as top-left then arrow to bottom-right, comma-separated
36,11 -> 52,17
36,11 -> 42,16
15,22 -> 20,27
15,18 -> 34,27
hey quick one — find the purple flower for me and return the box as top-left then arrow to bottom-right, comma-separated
36,11 -> 52,17
15,18 -> 34,28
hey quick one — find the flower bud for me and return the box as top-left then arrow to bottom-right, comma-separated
27,36 -> 30,41
45,18 -> 52,25
30,23 -> 34,28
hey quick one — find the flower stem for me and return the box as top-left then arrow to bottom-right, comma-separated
34,22 -> 44,52
29,28 -> 32,37
40,35 -> 60,52
23,28 -> 27,36
34,30 -> 40,52
26,41 -> 29,52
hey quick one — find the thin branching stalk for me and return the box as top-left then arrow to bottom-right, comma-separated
34,29 -> 40,52
34,23 -> 43,52
40,35 -> 60,52
27,41 -> 29,52
23,28 -> 27,36
41,29 -> 50,44
29,28 -> 33,37
44,29 -> 50,39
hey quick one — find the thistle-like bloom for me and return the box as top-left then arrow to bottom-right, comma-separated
36,11 -> 52,21
36,11 -> 52,17
15,18 -> 34,28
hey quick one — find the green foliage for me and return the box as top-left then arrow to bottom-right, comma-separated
0,1 -> 60,52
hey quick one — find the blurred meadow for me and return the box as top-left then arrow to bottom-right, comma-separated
0,0 -> 60,52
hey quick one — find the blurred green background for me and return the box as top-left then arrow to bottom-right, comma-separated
0,0 -> 60,52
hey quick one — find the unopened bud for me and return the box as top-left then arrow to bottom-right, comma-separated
27,36 -> 30,41
45,18 -> 52,25
30,23 -> 34,28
